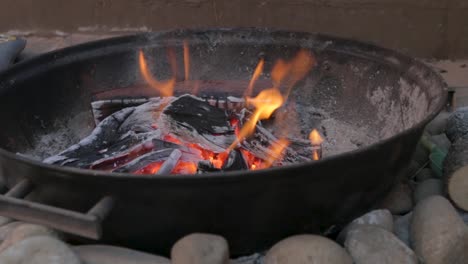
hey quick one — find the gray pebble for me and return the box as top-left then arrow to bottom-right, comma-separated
430,134 -> 451,153
379,182 -> 413,215
0,236 -> 81,264
413,179 -> 444,204
74,245 -> 170,264
265,235 -> 352,264
426,111 -> 450,135
345,225 -> 419,264
171,233 -> 229,264
415,168 -> 435,182
337,209 -> 393,243
393,212 -> 412,247
411,195 -> 468,264
0,223 -> 58,252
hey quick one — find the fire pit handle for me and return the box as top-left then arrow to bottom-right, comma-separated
0,179 -> 114,240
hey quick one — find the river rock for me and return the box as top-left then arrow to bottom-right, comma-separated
413,179 -> 444,204
0,223 -> 58,252
426,111 -> 450,135
431,134 -> 451,153
394,212 -> 412,247
265,234 -> 352,264
74,245 -> 170,264
0,222 -> 22,242
345,225 -> 418,264
337,209 -> 393,243
411,195 -> 468,264
171,233 -> 229,264
0,235 -> 81,264
415,168 -> 436,182
446,107 -> 468,143
411,144 -> 429,168
0,217 -> 12,228
379,182 -> 413,215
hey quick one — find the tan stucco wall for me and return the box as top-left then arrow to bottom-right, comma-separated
1,0 -> 467,59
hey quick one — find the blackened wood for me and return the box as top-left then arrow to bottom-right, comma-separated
91,98 -> 149,125
163,95 -> 232,135
158,94 -> 236,152
222,149 -> 248,171
197,160 -> 221,173
113,148 -> 175,173
43,107 -> 136,167
242,125 -> 310,165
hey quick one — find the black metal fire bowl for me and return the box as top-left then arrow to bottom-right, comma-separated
0,28 -> 447,255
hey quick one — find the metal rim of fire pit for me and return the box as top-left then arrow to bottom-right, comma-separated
0,28 -> 448,182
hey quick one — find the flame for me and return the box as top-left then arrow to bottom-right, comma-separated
183,40 -> 190,81
244,58 -> 264,97
271,59 -> 289,88
139,50 -> 176,97
309,129 -> 323,161
263,138 -> 290,168
271,50 -> 315,99
309,129 -> 324,145
312,150 -> 320,161
240,149 -> 262,170
228,88 -> 284,151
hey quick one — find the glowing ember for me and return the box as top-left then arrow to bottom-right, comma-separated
117,46 -> 317,174
139,50 -> 176,97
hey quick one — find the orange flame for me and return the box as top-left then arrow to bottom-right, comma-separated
312,150 -> 319,161
228,88 -> 284,151
263,138 -> 290,168
309,129 -> 323,161
271,50 -> 315,99
139,50 -> 176,97
244,58 -> 264,97
183,40 -> 190,81
309,129 -> 324,145
271,59 -> 288,88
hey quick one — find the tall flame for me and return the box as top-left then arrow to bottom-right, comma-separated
183,40 -> 190,81
228,88 -> 284,151
271,50 -> 315,99
263,138 -> 290,168
244,58 -> 264,97
139,50 -> 176,97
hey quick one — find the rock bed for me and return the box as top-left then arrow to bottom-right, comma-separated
0,109 -> 467,264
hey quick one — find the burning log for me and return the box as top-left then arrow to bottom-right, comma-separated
91,98 -> 150,125
43,107 -> 136,167
443,134 -> 468,211
156,149 -> 183,175
157,94 -> 236,153
45,91 -> 312,175
222,149 -> 248,171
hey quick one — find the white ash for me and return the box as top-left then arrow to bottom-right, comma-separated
320,118 -> 377,157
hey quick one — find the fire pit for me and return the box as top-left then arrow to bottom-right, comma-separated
0,29 -> 447,255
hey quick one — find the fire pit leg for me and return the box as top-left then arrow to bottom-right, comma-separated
0,179 -> 115,240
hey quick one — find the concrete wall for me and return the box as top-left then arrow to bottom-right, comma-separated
1,0 -> 467,59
